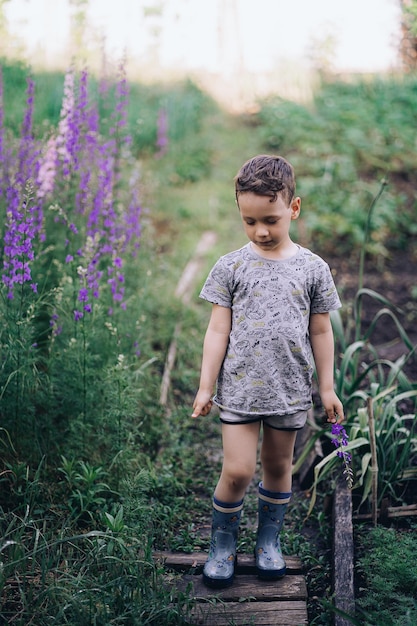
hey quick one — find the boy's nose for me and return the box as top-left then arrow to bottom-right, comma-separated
256,224 -> 269,237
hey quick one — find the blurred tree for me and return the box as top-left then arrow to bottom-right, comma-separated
0,0 -> 11,55
69,0 -> 90,62
399,0 -> 417,70
307,30 -> 338,76
143,1 -> 164,68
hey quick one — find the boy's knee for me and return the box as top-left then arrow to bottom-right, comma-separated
223,463 -> 254,491
261,454 -> 291,478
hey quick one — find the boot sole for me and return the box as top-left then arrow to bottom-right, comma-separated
202,572 -> 234,588
257,566 -> 286,580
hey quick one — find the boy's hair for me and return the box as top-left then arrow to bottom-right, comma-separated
234,154 -> 295,205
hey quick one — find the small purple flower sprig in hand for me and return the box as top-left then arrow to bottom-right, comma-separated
331,423 -> 354,488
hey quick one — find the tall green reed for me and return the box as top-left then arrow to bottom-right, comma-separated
296,180 -> 417,514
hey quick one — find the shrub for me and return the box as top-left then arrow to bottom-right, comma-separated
256,76 -> 417,256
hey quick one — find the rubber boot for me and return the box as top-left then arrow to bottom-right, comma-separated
202,496 -> 243,588
255,483 -> 291,580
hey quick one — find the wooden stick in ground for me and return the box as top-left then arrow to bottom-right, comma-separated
367,396 -> 378,526
333,475 -> 355,626
159,231 -> 217,407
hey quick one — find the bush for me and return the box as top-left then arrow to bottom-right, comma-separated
256,76 -> 417,256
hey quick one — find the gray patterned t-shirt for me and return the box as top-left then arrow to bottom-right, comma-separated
199,243 -> 341,416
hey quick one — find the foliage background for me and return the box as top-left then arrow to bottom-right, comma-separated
0,2 -> 417,622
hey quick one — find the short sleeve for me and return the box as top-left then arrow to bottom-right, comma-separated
310,261 -> 341,314
199,258 -> 233,308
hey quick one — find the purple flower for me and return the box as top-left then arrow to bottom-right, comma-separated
2,180 -> 40,299
110,63 -> 130,145
56,69 -> 76,176
331,423 -> 349,448
50,310 -> 62,336
17,78 -> 38,184
37,136 -> 57,198
1,64 -> 143,335
331,423 -> 353,488
78,287 -> 89,302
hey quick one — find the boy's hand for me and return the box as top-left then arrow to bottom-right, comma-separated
320,389 -> 344,424
192,391 -> 213,418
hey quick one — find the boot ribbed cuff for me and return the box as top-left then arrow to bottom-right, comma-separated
258,482 -> 291,505
213,496 -> 244,514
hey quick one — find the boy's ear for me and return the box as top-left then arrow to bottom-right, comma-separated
290,196 -> 301,220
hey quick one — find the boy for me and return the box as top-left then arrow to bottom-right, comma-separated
192,154 -> 344,588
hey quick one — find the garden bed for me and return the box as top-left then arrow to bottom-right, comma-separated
327,247 -> 417,379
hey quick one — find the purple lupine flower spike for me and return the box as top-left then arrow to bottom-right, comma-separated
331,422 -> 354,488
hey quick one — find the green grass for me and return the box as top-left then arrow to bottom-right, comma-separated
355,524 -> 417,626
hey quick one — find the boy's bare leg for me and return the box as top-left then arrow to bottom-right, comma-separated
214,422 -> 260,502
254,426 -> 297,579
260,426 -> 297,492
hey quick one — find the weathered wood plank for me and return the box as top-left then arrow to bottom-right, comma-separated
179,573 -> 307,601
333,476 -> 355,626
191,599 -> 308,625
154,551 -> 303,573
157,550 -> 308,625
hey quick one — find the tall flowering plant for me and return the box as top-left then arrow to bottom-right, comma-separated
0,63 -> 143,460
36,65 -> 142,321
1,78 -> 42,299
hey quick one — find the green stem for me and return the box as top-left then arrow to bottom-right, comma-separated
81,316 -> 87,451
13,277 -> 26,435
355,178 -> 388,342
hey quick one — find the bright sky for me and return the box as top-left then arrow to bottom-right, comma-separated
5,0 -> 401,74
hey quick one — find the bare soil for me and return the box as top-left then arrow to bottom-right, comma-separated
327,247 -> 417,379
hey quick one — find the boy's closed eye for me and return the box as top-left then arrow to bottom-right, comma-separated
244,218 -> 279,225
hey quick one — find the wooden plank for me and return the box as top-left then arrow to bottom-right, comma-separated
191,599 -> 308,625
157,550 -> 308,626
180,573 -> 307,601
333,476 -> 355,626
154,551 -> 303,573
353,503 -> 417,520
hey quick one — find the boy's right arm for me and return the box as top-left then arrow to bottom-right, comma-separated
192,304 -> 231,418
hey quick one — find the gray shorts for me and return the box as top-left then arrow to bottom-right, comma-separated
219,409 -> 308,431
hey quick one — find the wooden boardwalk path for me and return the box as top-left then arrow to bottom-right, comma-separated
155,551 -> 308,625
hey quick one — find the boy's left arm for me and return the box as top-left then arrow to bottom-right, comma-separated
309,312 -> 344,424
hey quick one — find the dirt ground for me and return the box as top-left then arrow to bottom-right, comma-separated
327,247 -> 417,380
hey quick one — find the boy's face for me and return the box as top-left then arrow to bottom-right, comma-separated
237,192 -> 300,257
